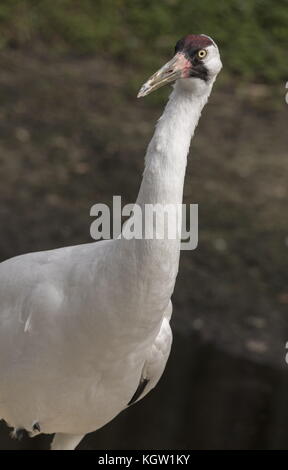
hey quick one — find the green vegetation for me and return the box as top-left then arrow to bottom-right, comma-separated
0,0 -> 287,83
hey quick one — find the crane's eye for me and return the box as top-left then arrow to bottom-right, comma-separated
197,49 -> 207,59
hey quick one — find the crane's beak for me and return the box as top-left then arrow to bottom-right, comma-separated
137,53 -> 190,98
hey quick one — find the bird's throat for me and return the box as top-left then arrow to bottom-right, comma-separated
137,81 -> 212,208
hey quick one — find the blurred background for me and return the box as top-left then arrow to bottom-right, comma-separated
0,0 -> 288,450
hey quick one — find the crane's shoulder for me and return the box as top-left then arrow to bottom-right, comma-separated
0,239 -> 114,324
0,238 -> 113,268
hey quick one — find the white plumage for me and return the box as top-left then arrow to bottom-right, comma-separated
0,35 -> 222,450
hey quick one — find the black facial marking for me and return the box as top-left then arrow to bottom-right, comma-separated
174,34 -> 213,82
180,48 -> 209,81
189,56 -> 209,81
174,38 -> 185,54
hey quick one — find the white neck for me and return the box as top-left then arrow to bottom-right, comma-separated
137,79 -> 213,208
120,79 -> 214,321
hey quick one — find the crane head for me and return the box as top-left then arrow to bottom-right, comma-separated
137,34 -> 222,98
